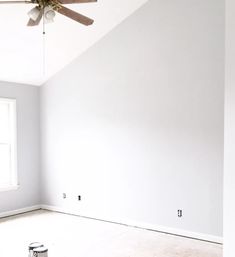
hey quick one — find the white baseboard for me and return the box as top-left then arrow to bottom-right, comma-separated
0,204 -> 223,244
0,205 -> 41,219
40,204 -> 223,244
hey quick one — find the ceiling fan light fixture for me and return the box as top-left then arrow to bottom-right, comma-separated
28,6 -> 41,21
44,6 -> 56,24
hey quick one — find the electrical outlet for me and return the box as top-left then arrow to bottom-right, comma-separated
78,195 -> 81,201
178,209 -> 183,217
63,193 -> 67,199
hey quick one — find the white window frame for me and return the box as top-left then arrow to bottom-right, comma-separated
0,97 -> 18,192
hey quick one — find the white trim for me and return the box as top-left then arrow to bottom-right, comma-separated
0,205 -> 41,219
0,185 -> 19,192
9,98 -> 18,187
40,204 -> 223,244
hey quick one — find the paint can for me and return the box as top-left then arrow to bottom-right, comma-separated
33,246 -> 48,257
28,243 -> 44,257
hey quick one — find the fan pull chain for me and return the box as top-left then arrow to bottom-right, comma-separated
43,31 -> 46,75
42,5 -> 46,75
43,5 -> 45,35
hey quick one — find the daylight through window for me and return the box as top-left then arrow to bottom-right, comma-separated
0,98 -> 17,190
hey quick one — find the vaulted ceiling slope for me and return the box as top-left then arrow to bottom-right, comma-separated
0,0 -> 148,86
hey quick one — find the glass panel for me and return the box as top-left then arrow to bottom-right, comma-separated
0,103 -> 10,143
0,144 -> 11,187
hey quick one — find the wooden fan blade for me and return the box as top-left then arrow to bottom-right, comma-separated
27,10 -> 43,26
57,6 -> 94,25
58,0 -> 97,4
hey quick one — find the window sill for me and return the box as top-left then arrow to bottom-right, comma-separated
0,185 -> 19,192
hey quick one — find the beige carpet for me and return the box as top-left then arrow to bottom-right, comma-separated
0,210 -> 222,257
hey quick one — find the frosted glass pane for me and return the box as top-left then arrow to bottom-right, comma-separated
0,103 -> 9,143
0,144 -> 11,186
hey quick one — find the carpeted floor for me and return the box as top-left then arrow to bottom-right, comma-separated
0,210 -> 222,257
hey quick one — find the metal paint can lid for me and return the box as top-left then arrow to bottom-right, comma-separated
33,247 -> 48,253
29,242 -> 44,251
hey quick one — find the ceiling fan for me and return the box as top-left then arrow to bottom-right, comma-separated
0,0 -> 97,26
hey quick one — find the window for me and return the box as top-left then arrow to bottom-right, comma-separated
0,98 -> 18,191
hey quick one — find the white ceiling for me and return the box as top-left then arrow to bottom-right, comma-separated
0,0 -> 148,86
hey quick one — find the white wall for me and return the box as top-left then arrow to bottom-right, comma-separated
40,0 -> 224,237
224,0 -> 235,256
0,81 -> 40,211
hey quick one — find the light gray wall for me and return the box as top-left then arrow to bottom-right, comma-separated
224,0 -> 235,255
0,81 -> 40,212
40,0 -> 224,237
